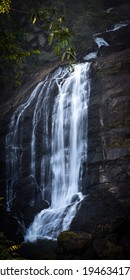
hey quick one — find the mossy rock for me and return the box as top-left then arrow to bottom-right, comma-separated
57,231 -> 93,252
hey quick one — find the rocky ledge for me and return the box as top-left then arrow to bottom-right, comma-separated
70,31 -> 130,260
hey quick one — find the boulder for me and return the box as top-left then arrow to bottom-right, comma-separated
57,231 -> 93,252
93,238 -> 124,259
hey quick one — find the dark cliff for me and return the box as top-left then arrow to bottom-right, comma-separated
0,0 -> 130,259
70,0 -> 130,259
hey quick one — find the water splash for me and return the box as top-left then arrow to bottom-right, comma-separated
83,52 -> 97,61
106,22 -> 128,32
95,37 -> 109,48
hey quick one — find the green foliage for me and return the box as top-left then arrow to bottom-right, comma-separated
0,1 -> 76,92
30,5 -> 76,65
0,12 -> 30,91
0,0 -> 11,14
0,1 -> 75,65
0,196 -> 4,203
0,232 -> 24,260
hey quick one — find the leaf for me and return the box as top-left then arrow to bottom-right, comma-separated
54,30 -> 60,34
61,52 -> 66,62
32,49 -> 40,55
0,0 -> 11,14
62,27 -> 70,34
58,17 -> 63,24
67,53 -> 70,60
54,44 -> 60,56
48,32 -> 54,45
31,14 -> 37,24
62,39 -> 69,48
49,22 -> 53,30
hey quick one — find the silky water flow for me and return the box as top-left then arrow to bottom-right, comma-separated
6,62 -> 91,241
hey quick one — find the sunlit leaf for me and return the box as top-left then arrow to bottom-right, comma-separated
61,52 -> 66,62
0,0 -> 11,14
58,17 -> 62,24
54,44 -> 60,56
49,22 -> 53,30
48,32 -> 54,45
31,14 -> 37,24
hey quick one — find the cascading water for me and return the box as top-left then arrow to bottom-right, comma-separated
6,82 -> 44,211
6,62 -> 91,241
95,37 -> 109,48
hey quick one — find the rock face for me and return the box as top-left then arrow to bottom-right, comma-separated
57,231 -> 93,252
0,0 -> 130,259
70,1 -> 130,259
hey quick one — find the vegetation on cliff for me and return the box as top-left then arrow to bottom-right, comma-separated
0,0 -> 120,95
0,0 -> 76,93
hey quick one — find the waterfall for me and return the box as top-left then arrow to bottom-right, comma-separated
6,62 -> 91,241
95,37 -> 109,48
6,82 -> 44,211
106,22 -> 128,32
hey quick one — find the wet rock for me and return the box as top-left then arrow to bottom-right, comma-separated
37,33 -> 46,48
19,239 -> 58,259
93,238 -> 124,259
70,193 -> 126,236
103,0 -> 130,9
26,33 -> 36,42
127,164 -> 130,176
10,176 -> 48,227
120,234 -> 130,258
57,231 -> 93,252
71,194 -> 80,203
93,216 -> 127,237
0,197 -> 23,242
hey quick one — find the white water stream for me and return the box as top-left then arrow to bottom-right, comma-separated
6,62 -> 91,241
95,37 -> 109,48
